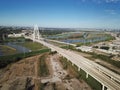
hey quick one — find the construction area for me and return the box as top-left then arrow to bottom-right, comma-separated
0,53 -> 91,90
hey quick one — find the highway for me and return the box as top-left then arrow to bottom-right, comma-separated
26,37 -> 120,90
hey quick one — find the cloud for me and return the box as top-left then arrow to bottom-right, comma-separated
80,0 -> 120,3
96,0 -> 120,3
105,9 -> 117,14
105,0 -> 120,3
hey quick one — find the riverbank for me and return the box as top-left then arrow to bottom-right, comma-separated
0,39 -> 48,56
0,45 -> 17,56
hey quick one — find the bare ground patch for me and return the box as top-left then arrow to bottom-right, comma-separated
0,55 -> 41,90
40,54 -> 92,90
0,53 -> 92,90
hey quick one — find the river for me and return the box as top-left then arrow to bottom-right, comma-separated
0,42 -> 31,56
61,37 -> 107,43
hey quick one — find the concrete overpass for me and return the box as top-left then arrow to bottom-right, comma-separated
25,36 -> 120,90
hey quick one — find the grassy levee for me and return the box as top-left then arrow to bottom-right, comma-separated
91,53 -> 120,68
60,56 -> 103,90
1,37 -> 25,43
19,41 -> 47,51
0,45 -> 17,55
0,49 -> 50,69
60,57 -> 68,69
39,54 -> 49,77
86,75 -> 102,90
78,69 -> 86,80
61,45 -> 75,50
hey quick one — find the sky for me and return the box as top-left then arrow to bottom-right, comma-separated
0,0 -> 120,29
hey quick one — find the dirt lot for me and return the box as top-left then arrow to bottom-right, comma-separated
0,55 -> 40,90
0,53 -> 92,90
41,54 -> 92,90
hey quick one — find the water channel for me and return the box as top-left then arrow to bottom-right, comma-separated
0,42 -> 31,56
61,37 -> 107,43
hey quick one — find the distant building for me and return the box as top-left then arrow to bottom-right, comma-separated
22,30 -> 33,36
76,46 -> 92,52
8,33 -> 25,37
93,41 -> 120,55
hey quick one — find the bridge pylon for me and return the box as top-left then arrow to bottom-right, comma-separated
33,25 -> 41,42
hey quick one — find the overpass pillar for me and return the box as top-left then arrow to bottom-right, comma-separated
86,73 -> 88,78
78,67 -> 80,71
102,84 -> 105,90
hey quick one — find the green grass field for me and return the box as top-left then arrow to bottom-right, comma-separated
48,40 -> 67,47
19,41 -> 47,51
3,37 -> 25,43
